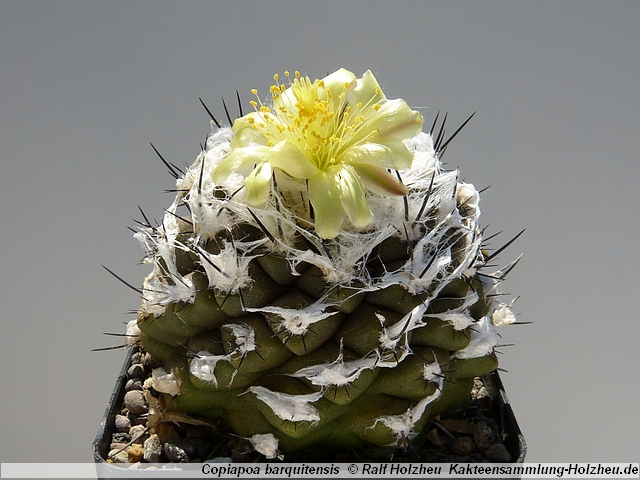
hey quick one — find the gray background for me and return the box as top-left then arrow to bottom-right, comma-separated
1,0 -> 638,467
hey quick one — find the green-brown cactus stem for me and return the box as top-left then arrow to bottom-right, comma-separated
126,68 -> 520,458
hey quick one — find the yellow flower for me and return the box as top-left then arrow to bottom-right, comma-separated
212,69 -> 423,239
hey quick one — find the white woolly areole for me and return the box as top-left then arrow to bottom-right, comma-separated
291,227 -> 398,285
125,320 -> 141,346
371,388 -> 442,444
248,386 -> 324,424
224,323 -> 257,354
139,273 -> 165,316
290,350 -> 378,388
454,316 -> 499,359
436,312 -> 476,331
189,350 -> 231,387
133,210 -> 198,308
248,433 -> 282,460
151,367 -> 181,396
403,236 -> 453,293
133,230 -> 157,264
248,303 -> 339,336
491,303 -> 517,327
422,356 -> 443,383
198,242 -> 256,293
376,304 -> 427,367
456,181 -> 480,218
140,271 -> 197,316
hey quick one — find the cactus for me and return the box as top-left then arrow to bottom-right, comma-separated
125,68 -> 520,458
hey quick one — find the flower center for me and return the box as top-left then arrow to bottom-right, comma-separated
250,71 -> 380,171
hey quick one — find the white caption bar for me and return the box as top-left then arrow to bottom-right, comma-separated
1,463 -> 638,479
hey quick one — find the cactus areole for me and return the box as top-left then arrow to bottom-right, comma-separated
130,69 -> 519,457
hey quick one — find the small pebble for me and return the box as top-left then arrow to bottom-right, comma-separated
452,436 -> 476,456
114,415 -> 131,433
144,434 -> 163,462
484,443 -> 512,462
111,432 -> 130,444
124,390 -> 147,414
473,421 -> 494,451
144,352 -> 162,369
175,438 -> 198,459
127,443 -> 144,463
108,448 -> 129,463
127,363 -> 145,379
131,351 -> 145,365
164,442 -> 189,462
426,427 -> 446,446
129,425 -> 147,444
471,378 -> 489,399
110,442 -> 128,451
475,412 -> 497,430
125,378 -> 143,392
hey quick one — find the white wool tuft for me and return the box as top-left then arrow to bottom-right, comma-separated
491,303 -> 517,327
189,350 -> 230,387
371,388 -> 442,444
436,312 -> 476,331
125,320 -> 141,346
248,386 -> 323,424
289,343 -> 378,388
422,356 -> 442,383
248,433 -> 283,460
379,304 -> 427,348
224,323 -> 257,355
453,316 -> 499,359
247,302 -> 339,336
151,367 -> 181,396
198,242 -> 256,293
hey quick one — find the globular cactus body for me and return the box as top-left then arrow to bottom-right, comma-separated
129,69 -> 517,456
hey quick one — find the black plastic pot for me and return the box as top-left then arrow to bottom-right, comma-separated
94,347 -> 135,466
94,348 -> 526,476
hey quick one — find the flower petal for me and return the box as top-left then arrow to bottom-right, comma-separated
307,172 -> 344,239
245,161 -> 272,205
212,146 -> 271,184
352,163 -> 408,196
267,141 -> 320,179
333,165 -> 373,228
368,98 -> 423,139
230,112 -> 272,148
350,70 -> 385,109
322,68 -> 357,103
340,141 -> 412,170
